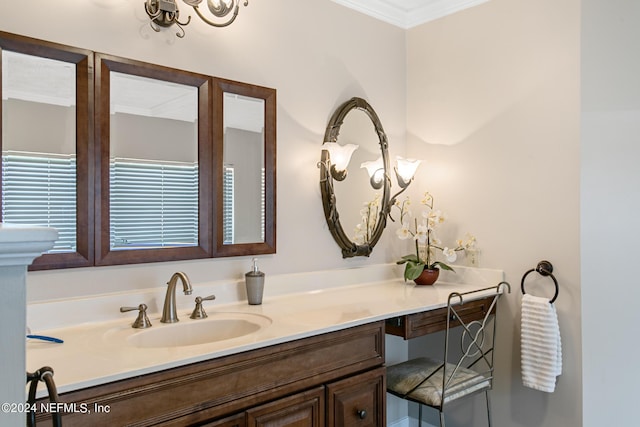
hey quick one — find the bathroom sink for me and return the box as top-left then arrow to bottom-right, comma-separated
116,312 -> 272,348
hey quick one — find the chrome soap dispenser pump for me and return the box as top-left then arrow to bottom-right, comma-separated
245,257 -> 265,305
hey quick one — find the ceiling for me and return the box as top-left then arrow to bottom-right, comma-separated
2,50 -> 264,131
331,0 -> 490,28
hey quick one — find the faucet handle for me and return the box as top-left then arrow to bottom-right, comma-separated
190,295 -> 216,320
120,304 -> 152,329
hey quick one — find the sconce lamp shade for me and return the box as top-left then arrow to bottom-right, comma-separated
322,142 -> 359,175
361,156 -> 385,189
395,156 -> 421,187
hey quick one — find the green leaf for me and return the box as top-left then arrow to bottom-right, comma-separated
433,261 -> 455,272
404,261 -> 426,281
397,254 -> 419,266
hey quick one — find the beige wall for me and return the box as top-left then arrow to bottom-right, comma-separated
0,0 -> 407,302
405,0 -> 581,426
0,3 -> 408,423
9,1 -> 635,426
581,1 -> 640,425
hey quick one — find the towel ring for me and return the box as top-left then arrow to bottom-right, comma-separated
521,260 -> 559,304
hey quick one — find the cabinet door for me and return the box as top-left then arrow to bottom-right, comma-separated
246,386 -> 324,427
199,413 -> 245,427
326,367 -> 386,427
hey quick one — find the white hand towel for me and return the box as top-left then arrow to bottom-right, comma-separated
520,293 -> 562,392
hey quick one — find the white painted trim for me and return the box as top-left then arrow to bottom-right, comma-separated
406,0 -> 490,27
331,0 -> 490,29
333,0 -> 408,28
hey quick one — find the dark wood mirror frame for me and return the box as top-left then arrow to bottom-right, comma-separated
94,54 -> 213,266
213,78 -> 276,257
0,31 -> 277,270
319,97 -> 390,258
0,31 -> 94,270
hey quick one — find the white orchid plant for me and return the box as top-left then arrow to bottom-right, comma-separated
353,194 -> 381,245
394,192 -> 477,281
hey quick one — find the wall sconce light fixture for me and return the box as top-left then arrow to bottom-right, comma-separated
361,155 -> 421,203
360,156 -> 384,189
321,142 -> 359,181
394,156 -> 421,190
144,0 -> 249,38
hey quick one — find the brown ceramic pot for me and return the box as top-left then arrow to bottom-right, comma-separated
413,268 -> 440,286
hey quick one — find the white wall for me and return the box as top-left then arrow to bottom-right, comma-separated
0,0 -> 407,302
405,0 -> 581,426
581,1 -> 640,425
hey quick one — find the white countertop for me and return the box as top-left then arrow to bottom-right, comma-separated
27,264 -> 504,396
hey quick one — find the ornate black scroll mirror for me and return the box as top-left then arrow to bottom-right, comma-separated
319,97 -> 391,258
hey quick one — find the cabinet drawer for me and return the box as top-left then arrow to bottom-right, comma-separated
385,296 -> 495,339
326,367 -> 385,427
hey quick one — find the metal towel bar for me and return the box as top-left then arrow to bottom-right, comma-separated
521,260 -> 559,304
26,366 -> 62,427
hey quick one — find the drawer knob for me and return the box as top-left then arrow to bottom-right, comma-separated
357,409 -> 367,419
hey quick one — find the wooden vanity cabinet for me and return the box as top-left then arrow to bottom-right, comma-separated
202,413 -> 245,427
326,367 -> 385,427
34,321 -> 385,427
200,368 -> 385,427
245,386 -> 325,427
385,296 -> 495,339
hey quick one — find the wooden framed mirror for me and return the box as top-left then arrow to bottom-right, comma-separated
1,31 -> 277,269
212,78 -> 276,257
95,54 -> 213,266
0,31 -> 93,270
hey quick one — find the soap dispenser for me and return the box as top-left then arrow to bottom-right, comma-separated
245,257 -> 265,305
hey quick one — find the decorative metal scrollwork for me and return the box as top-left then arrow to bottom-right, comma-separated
318,97 -> 391,258
145,0 -> 249,38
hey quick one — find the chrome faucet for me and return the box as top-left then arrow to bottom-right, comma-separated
160,272 -> 193,323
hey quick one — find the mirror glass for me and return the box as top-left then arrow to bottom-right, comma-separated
319,97 -> 390,258
222,92 -> 265,244
1,33 -> 92,270
2,51 -> 77,252
109,71 -> 198,250
332,108 -> 383,244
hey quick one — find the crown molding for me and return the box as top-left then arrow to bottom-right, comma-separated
331,0 -> 490,29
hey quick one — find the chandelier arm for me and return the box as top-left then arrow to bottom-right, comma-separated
145,0 -> 247,37
206,0 -> 236,16
191,4 -> 240,27
174,21 -> 187,38
176,15 -> 192,27
149,20 -> 162,32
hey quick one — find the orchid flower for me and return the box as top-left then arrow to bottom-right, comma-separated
393,193 -> 478,281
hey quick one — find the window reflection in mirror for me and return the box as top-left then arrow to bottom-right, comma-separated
109,72 -> 199,250
0,32 -> 92,270
223,92 -> 265,244
96,55 -> 212,266
2,51 -> 77,251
